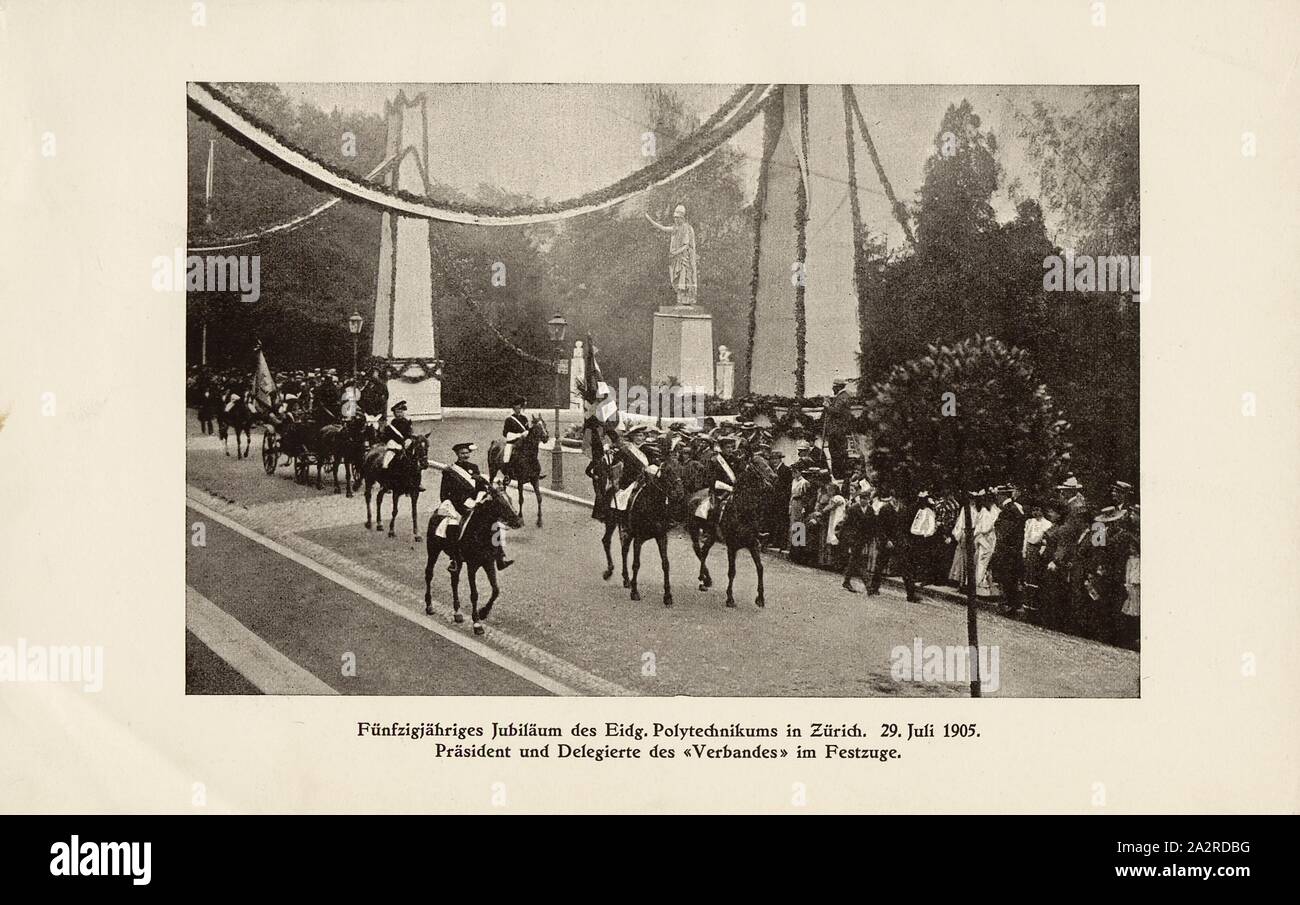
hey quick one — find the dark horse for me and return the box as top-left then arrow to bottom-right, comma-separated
487,416 -> 548,527
218,396 -> 254,458
361,434 -> 429,539
600,467 -> 683,607
423,483 -> 523,634
687,457 -> 773,608
317,415 -> 371,497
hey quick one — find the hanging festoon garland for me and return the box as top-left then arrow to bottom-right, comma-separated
189,153 -> 398,252
186,82 -> 776,226
367,356 -> 445,383
186,81 -> 780,381
427,229 -> 554,370
709,392 -> 871,442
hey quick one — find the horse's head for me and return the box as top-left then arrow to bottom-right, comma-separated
411,434 -> 430,470
485,482 -> 524,530
530,415 -> 549,444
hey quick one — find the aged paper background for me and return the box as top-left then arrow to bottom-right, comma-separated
0,0 -> 1297,813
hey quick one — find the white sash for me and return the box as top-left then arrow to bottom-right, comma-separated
714,454 -> 736,485
448,464 -> 477,488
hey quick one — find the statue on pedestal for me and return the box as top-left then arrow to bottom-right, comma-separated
645,204 -> 698,307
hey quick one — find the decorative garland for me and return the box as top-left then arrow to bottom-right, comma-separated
188,82 -> 775,226
841,86 -> 871,381
428,229 -> 555,369
189,153 -> 397,252
368,356 -> 444,383
793,86 -> 810,399
707,392 -> 870,439
846,87 -> 916,247
745,85 -> 784,392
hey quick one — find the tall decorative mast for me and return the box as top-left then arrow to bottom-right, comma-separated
372,90 -> 441,419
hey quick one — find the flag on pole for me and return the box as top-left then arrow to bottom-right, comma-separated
579,334 -> 618,457
583,335 -> 618,426
250,343 -> 277,413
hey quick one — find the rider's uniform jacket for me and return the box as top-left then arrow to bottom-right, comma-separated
614,442 -> 649,489
502,412 -> 529,444
440,461 -> 486,517
708,452 -> 737,494
384,416 -> 413,449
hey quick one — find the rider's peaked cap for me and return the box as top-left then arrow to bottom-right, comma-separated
511,395 -> 527,407
392,400 -> 408,412
453,442 -> 476,454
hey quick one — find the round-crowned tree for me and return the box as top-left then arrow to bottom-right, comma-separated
863,335 -> 1070,495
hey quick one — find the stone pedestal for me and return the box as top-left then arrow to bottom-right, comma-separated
385,364 -> 442,422
715,346 -> 735,400
651,305 -> 714,403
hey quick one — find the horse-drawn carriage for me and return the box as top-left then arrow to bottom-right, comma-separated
261,419 -> 318,483
262,414 -> 378,494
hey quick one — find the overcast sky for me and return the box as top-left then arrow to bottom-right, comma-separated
279,82 -> 1095,251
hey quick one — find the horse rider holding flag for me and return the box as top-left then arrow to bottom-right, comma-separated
501,396 -> 530,467
433,442 -> 512,571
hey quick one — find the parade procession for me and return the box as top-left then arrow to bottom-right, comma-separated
184,81 -> 1141,698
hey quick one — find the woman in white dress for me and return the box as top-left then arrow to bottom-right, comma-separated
948,500 -> 977,586
973,492 -> 1001,597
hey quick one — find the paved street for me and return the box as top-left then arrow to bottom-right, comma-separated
185,411 -> 1139,697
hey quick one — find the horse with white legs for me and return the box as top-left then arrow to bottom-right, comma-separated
423,484 -> 523,634
361,434 -> 429,539
487,416 -> 548,527
687,457 -> 773,608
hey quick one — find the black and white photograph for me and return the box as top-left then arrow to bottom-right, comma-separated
184,81 -> 1140,697
3,0 -> 1297,836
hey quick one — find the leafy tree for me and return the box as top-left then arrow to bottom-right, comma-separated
862,335 -> 1071,496
1014,87 -> 1139,256
859,94 -> 1137,490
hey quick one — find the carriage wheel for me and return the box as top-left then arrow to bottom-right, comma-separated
261,431 -> 278,474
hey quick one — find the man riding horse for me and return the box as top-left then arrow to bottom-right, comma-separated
500,396 -> 530,467
609,426 -> 658,526
382,400 -> 425,491
432,442 -> 513,572
694,433 -> 741,529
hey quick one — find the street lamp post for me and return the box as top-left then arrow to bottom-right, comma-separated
348,311 -> 364,377
546,313 -> 569,491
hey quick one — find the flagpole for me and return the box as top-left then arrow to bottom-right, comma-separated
201,136 -> 214,366
204,138 -> 215,226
